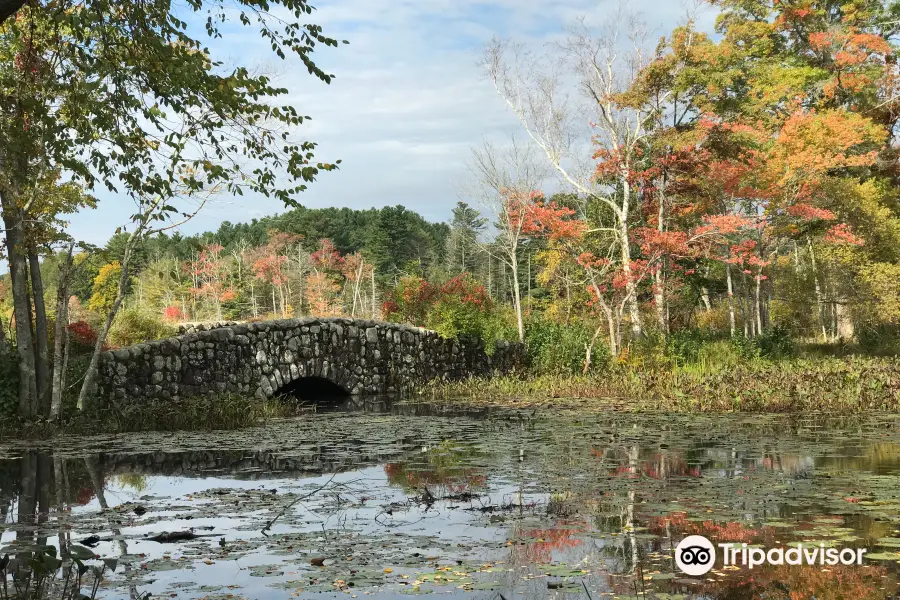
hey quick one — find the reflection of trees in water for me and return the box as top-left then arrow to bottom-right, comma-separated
509,522 -> 586,564
383,440 -> 486,495
817,441 -> 900,474
693,561 -> 894,599
0,453 -> 145,600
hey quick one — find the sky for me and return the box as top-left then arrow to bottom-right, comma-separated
62,0 -> 715,247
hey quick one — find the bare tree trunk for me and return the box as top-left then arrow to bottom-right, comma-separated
654,268 -> 667,333
371,268 -> 378,319
754,273 -> 763,336
526,253 -> 532,314
739,271 -> 750,337
29,252 -> 51,416
726,263 -> 736,337
654,181 -> 668,333
588,279 -> 618,358
510,252 -> 525,343
350,262 -> 363,318
487,256 -> 493,300
619,181 -> 643,341
807,238 -> 828,342
77,241 -> 135,411
51,244 -> 75,420
700,286 -> 712,312
741,270 -> 754,337
61,325 -> 70,395
583,322 -> 607,374
2,203 -> 37,416
835,301 -> 854,341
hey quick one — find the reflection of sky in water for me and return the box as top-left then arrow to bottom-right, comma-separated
2,411 -> 900,598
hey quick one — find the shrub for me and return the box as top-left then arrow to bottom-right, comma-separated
625,329 -> 673,371
856,326 -> 900,355
726,327 -> 794,360
525,317 -> 608,375
163,305 -> 185,322
67,320 -> 101,350
666,328 -> 717,365
382,275 -> 438,326
384,274 -> 514,351
755,325 -> 795,358
108,309 -> 175,348
88,261 -> 122,314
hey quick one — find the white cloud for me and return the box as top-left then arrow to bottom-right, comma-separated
62,0 -> 716,245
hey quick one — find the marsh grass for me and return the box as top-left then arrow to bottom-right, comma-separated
0,394 -> 303,440
422,355 -> 900,413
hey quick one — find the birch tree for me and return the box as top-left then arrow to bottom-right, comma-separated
482,7 -> 699,341
464,136 -> 549,343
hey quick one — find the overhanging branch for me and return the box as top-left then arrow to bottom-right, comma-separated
0,0 -> 27,25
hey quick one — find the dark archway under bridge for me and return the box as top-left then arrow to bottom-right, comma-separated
278,375 -> 350,404
94,318 -> 523,407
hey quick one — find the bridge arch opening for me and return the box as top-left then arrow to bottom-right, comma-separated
276,376 -> 350,404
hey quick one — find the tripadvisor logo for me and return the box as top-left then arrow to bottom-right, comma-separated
675,535 -> 716,576
674,535 -> 868,575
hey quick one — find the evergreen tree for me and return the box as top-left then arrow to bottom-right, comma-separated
446,202 -> 486,275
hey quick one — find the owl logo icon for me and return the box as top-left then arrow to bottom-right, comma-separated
675,535 -> 716,576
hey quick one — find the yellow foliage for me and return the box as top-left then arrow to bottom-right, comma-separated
89,261 -> 122,315
855,262 -> 900,326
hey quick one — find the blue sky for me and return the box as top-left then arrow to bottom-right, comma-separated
64,0 -> 714,246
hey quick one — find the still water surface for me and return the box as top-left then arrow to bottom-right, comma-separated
3,401 -> 900,599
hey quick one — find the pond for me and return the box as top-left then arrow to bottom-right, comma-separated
3,401 -> 900,599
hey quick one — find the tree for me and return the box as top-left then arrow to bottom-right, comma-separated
76,185 -> 218,411
89,262 -> 124,316
465,136 -> 549,343
632,0 -> 897,340
446,201 -> 486,275
481,9 -> 694,340
189,243 -> 233,321
341,252 -> 376,318
1,0 -> 345,416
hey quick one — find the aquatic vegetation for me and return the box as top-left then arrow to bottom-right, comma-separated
1,408 -> 900,598
423,356 -> 900,413
0,394 -> 299,440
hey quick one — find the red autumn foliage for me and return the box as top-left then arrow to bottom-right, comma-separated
824,223 -> 865,246
162,305 -> 185,322
786,203 -> 837,221
310,238 -> 345,272
67,321 -> 107,350
252,254 -> 288,286
382,274 -> 490,327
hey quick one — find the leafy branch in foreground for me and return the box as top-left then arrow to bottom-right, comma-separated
1,0 -> 346,417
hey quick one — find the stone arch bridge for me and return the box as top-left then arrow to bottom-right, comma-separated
95,318 -> 523,406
